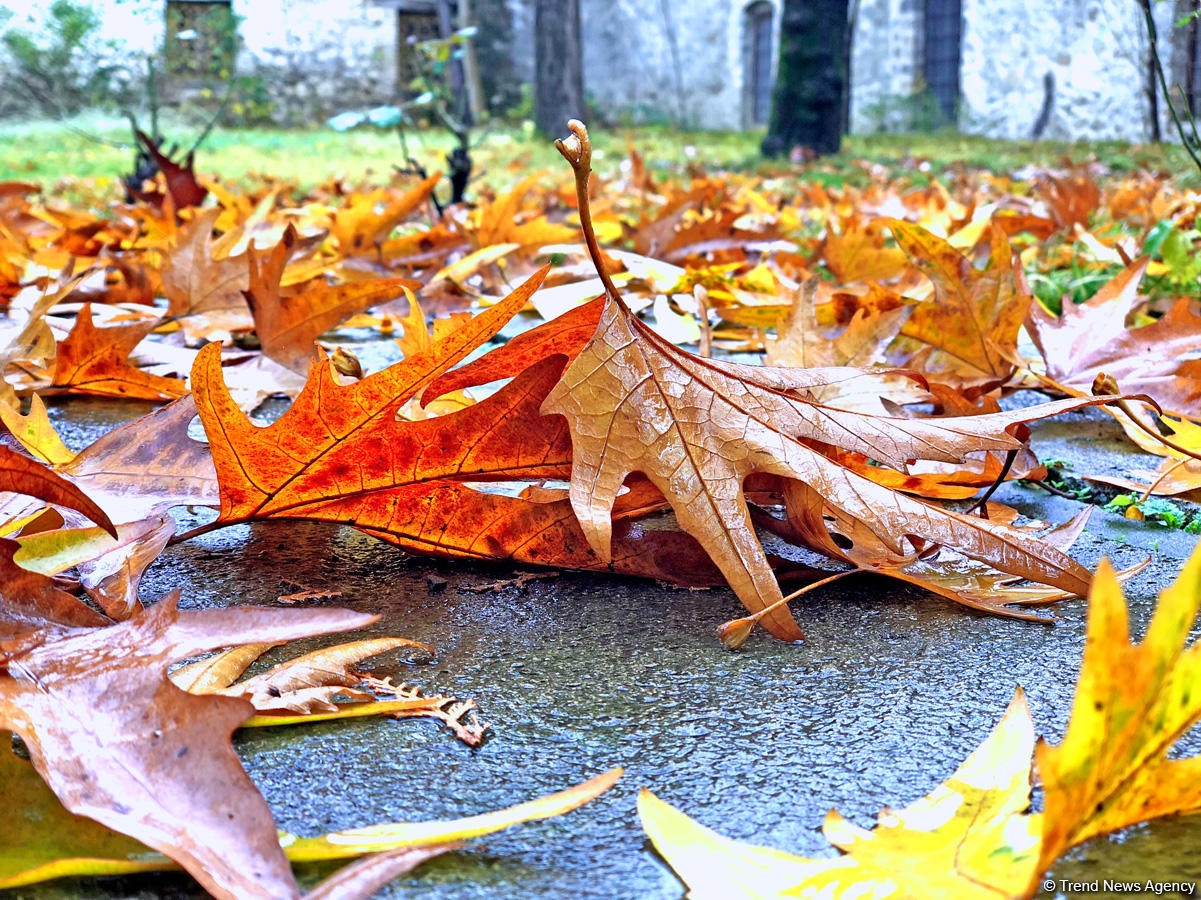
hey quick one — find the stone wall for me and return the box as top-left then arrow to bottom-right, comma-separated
3,0 -> 1192,140
959,0 -> 1176,142
849,0 -> 925,133
507,0 -> 780,131
232,0 -> 396,125
0,0 -> 396,125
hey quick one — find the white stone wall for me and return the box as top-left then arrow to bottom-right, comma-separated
506,0 -> 780,131
232,0 -> 396,123
959,0 -> 1177,142
3,0 -> 1193,141
0,0 -> 396,123
580,0 -> 753,130
850,0 -> 924,133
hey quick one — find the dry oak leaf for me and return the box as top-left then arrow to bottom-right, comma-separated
638,690 -> 1041,899
541,291 -> 1121,641
1032,544 -> 1201,881
195,308 -> 729,587
0,590 -> 378,899
244,224 -> 419,372
779,480 -> 1097,621
50,304 -> 185,401
193,267 -> 551,523
61,394 -> 219,520
330,172 -> 441,255
886,220 -> 1030,388
1027,256 -> 1201,420
159,207 -> 253,342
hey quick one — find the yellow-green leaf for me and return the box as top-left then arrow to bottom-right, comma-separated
1034,545 -> 1201,878
282,767 -> 623,861
639,692 -> 1041,899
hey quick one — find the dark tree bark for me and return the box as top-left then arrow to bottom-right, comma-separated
1139,0 -> 1162,141
762,0 -> 849,158
534,0 -> 585,138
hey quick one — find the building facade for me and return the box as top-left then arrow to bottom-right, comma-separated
0,0 -> 1193,141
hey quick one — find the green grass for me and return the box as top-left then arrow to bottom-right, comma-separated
3,112 -> 1199,205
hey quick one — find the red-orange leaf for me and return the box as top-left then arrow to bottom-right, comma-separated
244,225 -> 419,372
51,304 -> 186,401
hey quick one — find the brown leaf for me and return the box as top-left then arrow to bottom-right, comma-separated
0,591 -> 378,899
132,130 -> 209,210
0,444 -> 115,538
77,515 -> 175,619
541,292 -> 1114,640
159,207 -> 252,333
1027,257 -> 1201,419
886,220 -> 1030,388
244,225 -> 420,372
0,539 -> 111,640
63,395 -> 219,520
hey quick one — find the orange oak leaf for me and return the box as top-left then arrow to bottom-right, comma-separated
51,304 -> 186,401
330,172 -> 441,255
244,225 -> 419,372
886,220 -> 1030,388
193,267 -> 550,520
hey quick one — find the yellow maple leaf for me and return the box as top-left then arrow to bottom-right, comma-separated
639,691 -> 1040,899
1033,547 -> 1201,880
641,543 -> 1201,899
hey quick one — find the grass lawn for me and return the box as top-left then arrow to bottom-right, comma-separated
3,112 -> 1199,205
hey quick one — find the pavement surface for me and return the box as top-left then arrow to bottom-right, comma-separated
8,393 -> 1201,900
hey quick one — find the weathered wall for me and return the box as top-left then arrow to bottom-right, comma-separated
508,0 -> 780,131
2,0 -> 1190,140
849,0 -> 923,133
232,0 -> 396,124
959,0 -> 1176,141
0,0 -> 395,124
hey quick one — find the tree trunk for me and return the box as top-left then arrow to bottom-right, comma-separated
1140,0 -> 1162,141
534,0 -> 585,138
762,0 -> 849,158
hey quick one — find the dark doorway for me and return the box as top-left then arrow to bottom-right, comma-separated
745,2 -> 775,125
922,0 -> 961,124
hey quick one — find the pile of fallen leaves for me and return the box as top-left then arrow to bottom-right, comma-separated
2,121 -> 1201,896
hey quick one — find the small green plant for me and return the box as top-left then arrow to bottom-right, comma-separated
861,85 -> 952,135
329,27 -> 480,207
1105,493 -> 1195,530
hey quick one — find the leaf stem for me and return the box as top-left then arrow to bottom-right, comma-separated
716,570 -> 852,650
554,120 -> 622,303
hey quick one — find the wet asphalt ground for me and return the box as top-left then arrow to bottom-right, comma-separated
7,387 -> 1201,900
